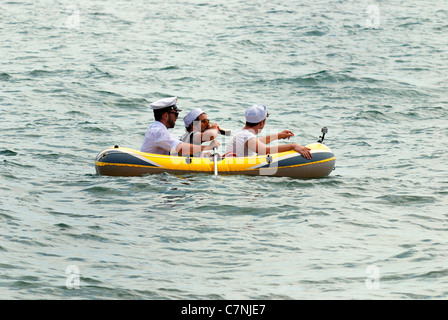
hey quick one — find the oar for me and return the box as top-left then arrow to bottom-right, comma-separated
213,147 -> 218,176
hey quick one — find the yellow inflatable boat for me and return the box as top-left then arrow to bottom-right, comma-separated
94,143 -> 335,178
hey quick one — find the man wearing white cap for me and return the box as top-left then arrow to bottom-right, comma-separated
140,97 -> 219,155
181,108 -> 222,157
225,105 -> 312,159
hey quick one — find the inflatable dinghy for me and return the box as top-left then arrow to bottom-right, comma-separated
94,142 -> 335,178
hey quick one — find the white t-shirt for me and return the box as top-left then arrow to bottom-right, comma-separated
140,121 -> 182,155
225,129 -> 257,157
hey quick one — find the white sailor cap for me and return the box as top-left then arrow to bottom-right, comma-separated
184,108 -> 205,127
149,96 -> 182,112
245,104 -> 268,123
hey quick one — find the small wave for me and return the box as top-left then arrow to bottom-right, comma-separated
28,69 -> 53,77
419,269 -> 448,279
2,159 -> 35,169
351,86 -> 431,99
95,90 -> 123,97
0,149 -> 18,156
376,194 -> 436,206
82,186 -> 119,194
0,210 -> 17,222
353,110 -> 389,121
257,70 -> 380,86
397,22 -> 421,29
39,153 -> 61,160
66,110 -> 89,117
66,232 -> 110,243
0,72 -> 12,81
89,66 -> 114,79
397,67 -> 430,72
69,280 -> 161,299
433,25 -> 448,31
160,65 -> 180,71
79,122 -> 110,133
237,39 -> 263,47
54,223 -> 73,230
11,278 -> 41,289
303,29 -> 327,36
392,248 -> 417,259
110,97 -> 147,109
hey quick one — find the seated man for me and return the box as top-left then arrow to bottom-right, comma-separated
140,97 -> 219,155
225,104 -> 312,159
181,108 -> 222,157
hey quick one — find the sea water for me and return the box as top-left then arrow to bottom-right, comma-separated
1,0 -> 447,299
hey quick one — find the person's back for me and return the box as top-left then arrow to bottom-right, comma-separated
225,129 -> 257,157
225,104 -> 312,160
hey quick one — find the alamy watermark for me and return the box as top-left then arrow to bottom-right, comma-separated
365,4 -> 380,29
65,5 -> 80,30
65,265 -> 81,289
31,1 -> 80,30
365,265 -> 380,290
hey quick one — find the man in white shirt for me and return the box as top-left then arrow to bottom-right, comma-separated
225,104 -> 312,159
140,97 -> 219,155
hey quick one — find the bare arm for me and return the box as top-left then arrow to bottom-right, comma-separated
199,128 -> 219,143
246,138 -> 312,159
258,130 -> 294,144
176,140 -> 220,155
